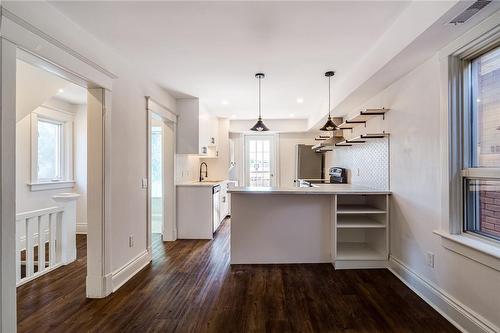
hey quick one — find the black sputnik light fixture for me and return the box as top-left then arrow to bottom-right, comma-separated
320,71 -> 338,131
250,73 -> 269,131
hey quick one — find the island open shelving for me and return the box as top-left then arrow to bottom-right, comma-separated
334,193 -> 390,269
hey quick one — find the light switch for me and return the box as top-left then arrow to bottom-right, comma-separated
142,178 -> 148,189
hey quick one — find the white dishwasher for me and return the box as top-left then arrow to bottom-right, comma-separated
212,185 -> 221,232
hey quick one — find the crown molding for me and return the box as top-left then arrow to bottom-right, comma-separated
1,7 -> 117,80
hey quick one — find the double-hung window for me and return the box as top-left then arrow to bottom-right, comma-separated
461,44 -> 500,241
29,106 -> 74,191
37,118 -> 64,181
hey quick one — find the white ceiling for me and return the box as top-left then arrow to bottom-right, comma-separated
55,83 -> 87,105
50,1 -> 410,119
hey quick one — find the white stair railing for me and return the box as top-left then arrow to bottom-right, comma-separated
16,207 -> 64,286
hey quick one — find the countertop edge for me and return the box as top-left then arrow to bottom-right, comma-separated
228,191 -> 391,195
227,186 -> 391,195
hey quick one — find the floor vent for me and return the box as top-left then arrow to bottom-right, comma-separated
449,0 -> 492,24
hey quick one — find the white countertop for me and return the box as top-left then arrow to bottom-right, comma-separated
227,184 -> 390,195
176,180 -> 228,187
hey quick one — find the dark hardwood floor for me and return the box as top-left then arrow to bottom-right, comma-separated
17,219 -> 459,333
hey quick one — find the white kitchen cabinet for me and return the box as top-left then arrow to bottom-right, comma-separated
177,184 -> 214,239
177,180 -> 233,239
176,98 -> 219,157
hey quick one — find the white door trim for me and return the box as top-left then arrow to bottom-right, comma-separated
0,36 -> 18,333
86,87 -> 113,298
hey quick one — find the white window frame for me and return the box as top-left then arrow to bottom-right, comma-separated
29,105 -> 75,191
435,21 -> 500,271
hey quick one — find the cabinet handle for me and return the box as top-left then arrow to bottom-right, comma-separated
222,196 -> 226,203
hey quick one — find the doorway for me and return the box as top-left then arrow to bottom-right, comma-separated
15,57 -> 88,287
150,116 -> 164,235
13,49 -> 110,301
244,134 -> 277,187
147,98 -> 176,249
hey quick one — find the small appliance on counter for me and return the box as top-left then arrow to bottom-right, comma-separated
329,167 -> 347,184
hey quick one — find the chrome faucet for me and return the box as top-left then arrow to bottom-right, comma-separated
199,162 -> 208,182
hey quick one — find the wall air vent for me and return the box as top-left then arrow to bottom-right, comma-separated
449,0 -> 492,25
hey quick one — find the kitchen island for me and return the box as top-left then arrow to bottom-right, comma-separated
228,184 -> 391,269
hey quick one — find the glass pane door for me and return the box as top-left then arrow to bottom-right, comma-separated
151,125 -> 163,234
245,135 -> 275,187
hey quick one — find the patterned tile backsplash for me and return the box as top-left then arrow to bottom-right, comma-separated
328,137 -> 389,190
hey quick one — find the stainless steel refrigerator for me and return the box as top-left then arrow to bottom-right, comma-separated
295,144 -> 325,181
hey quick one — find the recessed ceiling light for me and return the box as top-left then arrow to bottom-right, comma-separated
289,114 -> 295,118
58,89 -> 64,93
221,100 -> 229,105
296,98 -> 304,104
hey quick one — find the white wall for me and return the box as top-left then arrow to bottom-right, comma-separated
342,54 -> 500,330
176,154 -> 200,183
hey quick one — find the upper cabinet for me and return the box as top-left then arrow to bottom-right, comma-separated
176,98 -> 219,157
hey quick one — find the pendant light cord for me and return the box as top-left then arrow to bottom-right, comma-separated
258,76 -> 262,119
328,75 -> 331,118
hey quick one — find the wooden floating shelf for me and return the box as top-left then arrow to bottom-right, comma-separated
360,133 -> 389,139
338,108 -> 390,131
332,133 -> 389,149
345,138 -> 365,144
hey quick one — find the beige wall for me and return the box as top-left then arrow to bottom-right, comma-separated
343,54 -> 500,329
229,131 -> 318,187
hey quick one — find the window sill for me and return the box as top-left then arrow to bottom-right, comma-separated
434,230 -> 500,272
28,181 -> 76,192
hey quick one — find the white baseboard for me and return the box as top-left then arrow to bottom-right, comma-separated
389,256 -> 499,333
76,222 -> 87,234
86,273 -> 112,299
111,250 -> 152,292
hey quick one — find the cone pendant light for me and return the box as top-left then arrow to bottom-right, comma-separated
320,71 -> 337,131
250,73 -> 269,131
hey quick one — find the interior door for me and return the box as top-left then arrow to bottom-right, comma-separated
245,135 -> 276,187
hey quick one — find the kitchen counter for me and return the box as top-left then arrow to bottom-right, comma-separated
176,180 -> 237,239
230,184 -> 390,268
176,180 -> 227,187
228,184 -> 390,195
